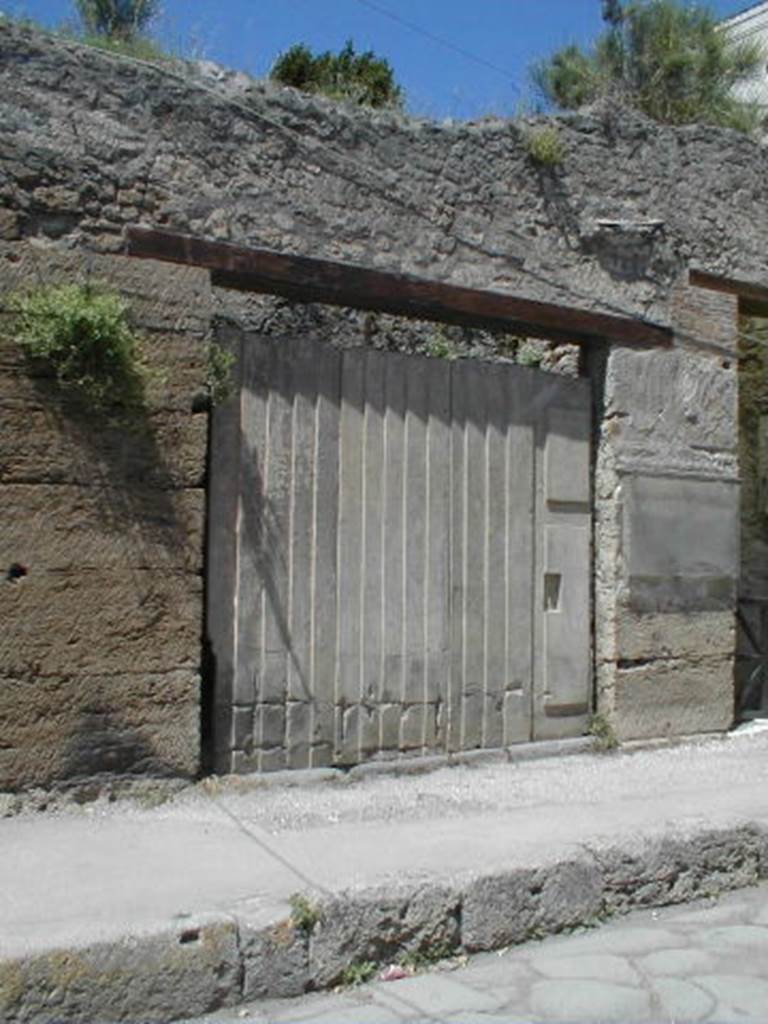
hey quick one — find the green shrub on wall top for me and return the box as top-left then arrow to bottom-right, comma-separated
9,281 -> 146,409
532,0 -> 765,133
271,40 -> 404,110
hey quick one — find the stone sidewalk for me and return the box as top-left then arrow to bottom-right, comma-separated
185,881 -> 768,1023
2,726 -> 768,1023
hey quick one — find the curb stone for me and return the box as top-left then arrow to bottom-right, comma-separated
2,822 -> 767,1023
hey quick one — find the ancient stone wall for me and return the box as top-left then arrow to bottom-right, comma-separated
0,245 -> 212,790
0,18 -> 762,783
593,284 -> 740,739
3,22 -> 768,316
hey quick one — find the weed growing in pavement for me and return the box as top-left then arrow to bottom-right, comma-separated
288,892 -> 322,934
340,960 -> 377,987
397,940 -> 456,971
588,713 -> 619,753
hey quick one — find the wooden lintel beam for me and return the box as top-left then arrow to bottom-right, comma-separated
125,226 -> 673,348
690,269 -> 768,318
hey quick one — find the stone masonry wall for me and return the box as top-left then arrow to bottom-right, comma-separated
594,284 -> 740,739
0,19 -> 763,782
3,22 -> 768,318
0,245 -> 212,789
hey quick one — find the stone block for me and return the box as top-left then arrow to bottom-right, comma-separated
757,827 -> 768,879
0,335 -> 208,411
0,405 -> 208,488
2,483 -> 204,572
462,860 -> 603,953
600,829 -> 762,914
1,569 -> 202,676
0,916 -> 239,1024
605,345 -> 737,457
0,670 -> 200,787
239,916 -> 309,1000
612,656 -> 734,740
309,884 -> 460,988
0,208 -> 20,240
670,282 -> 738,355
0,243 -> 212,334
622,474 -> 739,613
615,608 -> 735,662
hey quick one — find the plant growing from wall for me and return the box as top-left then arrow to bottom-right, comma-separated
270,40 -> 404,109
424,327 -> 461,361
523,125 -> 566,166
8,281 -> 147,411
205,341 -> 236,405
71,0 -> 168,59
516,339 -> 546,368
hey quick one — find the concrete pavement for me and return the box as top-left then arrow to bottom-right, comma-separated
2,726 -> 768,1022
184,881 -> 768,1023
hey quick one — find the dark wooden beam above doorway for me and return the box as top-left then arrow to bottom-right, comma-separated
124,226 -> 673,348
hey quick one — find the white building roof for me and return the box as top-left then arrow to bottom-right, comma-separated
723,2 -> 768,34
722,2 -> 768,107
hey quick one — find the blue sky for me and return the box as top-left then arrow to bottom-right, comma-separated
3,0 -> 756,119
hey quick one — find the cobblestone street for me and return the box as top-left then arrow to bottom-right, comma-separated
188,881 -> 768,1024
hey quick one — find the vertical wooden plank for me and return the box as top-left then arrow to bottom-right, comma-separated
461,362 -> 487,750
482,364 -> 507,749
284,335 -> 318,769
504,369 -> 535,745
207,323 -> 244,773
401,356 -> 428,752
425,358 -> 451,750
233,335 -> 272,771
336,349 -> 365,763
361,350 -> 386,754
447,361 -> 465,752
309,344 -> 341,767
381,353 -> 407,731
257,339 -> 296,770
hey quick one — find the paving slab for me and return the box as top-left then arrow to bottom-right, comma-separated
2,728 -> 768,1021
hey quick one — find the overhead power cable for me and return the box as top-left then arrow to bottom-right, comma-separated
353,0 -> 522,92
